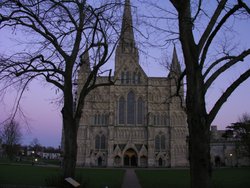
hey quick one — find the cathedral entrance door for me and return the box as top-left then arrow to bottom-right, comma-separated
98,156 -> 102,166
124,148 -> 137,167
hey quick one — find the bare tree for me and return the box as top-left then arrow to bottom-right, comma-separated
0,0 -> 123,178
0,120 -> 22,160
165,1 -> 250,188
30,138 -> 42,153
138,0 -> 250,187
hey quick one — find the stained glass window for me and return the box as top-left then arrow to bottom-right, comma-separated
119,97 -> 125,124
127,91 -> 135,124
137,97 -> 144,124
95,135 -> 100,149
100,135 -> 106,149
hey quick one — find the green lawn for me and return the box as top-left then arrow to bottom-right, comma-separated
1,164 -> 250,188
0,164 -> 124,188
212,168 -> 250,188
136,168 -> 250,188
136,169 -> 190,188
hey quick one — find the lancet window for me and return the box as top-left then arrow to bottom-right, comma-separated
118,92 -> 145,125
120,70 -> 142,84
127,91 -> 135,124
119,97 -> 125,124
95,134 -> 106,150
137,97 -> 144,124
155,134 -> 166,151
94,114 -> 109,125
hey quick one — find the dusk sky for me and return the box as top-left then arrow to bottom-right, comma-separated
0,1 -> 250,147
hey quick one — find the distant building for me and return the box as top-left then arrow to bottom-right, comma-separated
74,0 -> 189,167
210,125 -> 250,167
42,152 -> 60,160
27,147 -> 61,160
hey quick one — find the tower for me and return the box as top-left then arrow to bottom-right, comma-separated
168,47 -> 188,167
168,46 -> 183,98
114,0 -> 139,78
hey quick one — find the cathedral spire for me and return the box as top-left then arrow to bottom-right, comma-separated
121,0 -> 134,42
169,46 -> 181,77
168,46 -> 184,98
79,45 -> 90,73
115,0 -> 139,74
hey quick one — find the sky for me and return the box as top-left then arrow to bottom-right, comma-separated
0,1 -> 250,147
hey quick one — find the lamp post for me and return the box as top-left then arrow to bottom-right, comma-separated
229,153 -> 233,167
32,151 -> 35,165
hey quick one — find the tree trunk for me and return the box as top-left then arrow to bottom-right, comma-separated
188,114 -> 211,188
62,113 -> 78,179
186,70 -> 212,188
172,1 -> 212,187
184,55 -> 212,188
61,73 -> 78,179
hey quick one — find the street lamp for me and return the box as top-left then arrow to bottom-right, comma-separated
229,153 -> 233,167
31,151 -> 35,166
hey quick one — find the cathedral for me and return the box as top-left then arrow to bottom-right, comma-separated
75,0 -> 189,167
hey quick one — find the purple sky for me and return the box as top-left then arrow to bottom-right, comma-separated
0,51 -> 249,147
0,1 -> 250,147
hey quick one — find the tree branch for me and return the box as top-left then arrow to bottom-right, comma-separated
198,0 -> 227,53
200,2 -> 243,67
204,49 -> 250,91
203,55 -> 236,79
191,0 -> 202,23
208,68 -> 250,125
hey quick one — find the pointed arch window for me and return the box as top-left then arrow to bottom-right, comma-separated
118,93 -> 145,125
154,115 -> 157,125
164,115 -> 169,126
119,97 -> 125,124
95,134 -> 106,150
95,135 -> 100,149
94,114 -> 98,125
133,72 -> 137,84
161,135 -> 166,149
138,72 -> 141,83
155,134 -> 166,151
98,114 -> 101,124
126,71 -> 130,84
121,72 -> 125,84
105,114 -> 109,125
127,91 -> 135,124
100,135 -> 106,149
137,97 -> 144,124
155,135 -> 160,151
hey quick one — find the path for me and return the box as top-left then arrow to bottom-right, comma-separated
121,168 -> 142,188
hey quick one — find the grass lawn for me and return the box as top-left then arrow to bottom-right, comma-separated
212,168 -> 250,188
136,169 -> 190,188
1,164 -> 249,188
136,168 -> 250,188
0,164 -> 124,188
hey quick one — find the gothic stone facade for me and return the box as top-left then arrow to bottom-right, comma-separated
75,0 -> 188,168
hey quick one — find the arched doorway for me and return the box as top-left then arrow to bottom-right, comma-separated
124,148 -> 137,167
159,158 -> 163,166
98,156 -> 102,166
214,156 -> 221,167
